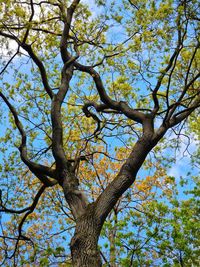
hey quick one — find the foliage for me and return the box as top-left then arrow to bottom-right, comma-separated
100,174 -> 200,266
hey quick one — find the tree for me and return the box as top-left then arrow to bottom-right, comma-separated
0,0 -> 199,266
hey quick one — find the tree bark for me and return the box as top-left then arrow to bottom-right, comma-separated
69,135 -> 157,266
70,204 -> 102,267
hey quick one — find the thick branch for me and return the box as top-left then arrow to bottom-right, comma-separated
82,101 -> 105,136
51,63 -> 74,167
0,91 -> 57,185
21,44 -> 53,99
94,135 -> 157,223
60,0 -> 80,62
51,0 -> 80,167
74,62 -> 145,123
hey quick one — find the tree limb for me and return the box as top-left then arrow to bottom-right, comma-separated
74,61 -> 145,123
0,91 -> 57,185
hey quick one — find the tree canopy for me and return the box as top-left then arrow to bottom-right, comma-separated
0,0 -> 199,266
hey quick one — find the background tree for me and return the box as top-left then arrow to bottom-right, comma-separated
0,0 -> 199,266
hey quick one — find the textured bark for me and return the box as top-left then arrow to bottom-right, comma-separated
70,205 -> 102,267
61,165 -> 89,220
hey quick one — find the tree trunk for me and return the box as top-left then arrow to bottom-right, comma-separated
69,135 -> 161,266
70,205 -> 102,267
